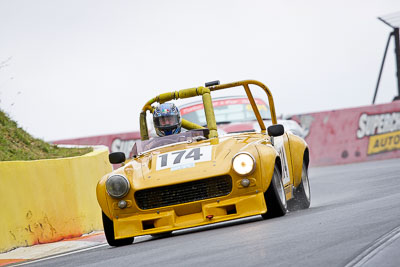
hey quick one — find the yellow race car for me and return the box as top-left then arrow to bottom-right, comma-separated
96,79 -> 311,246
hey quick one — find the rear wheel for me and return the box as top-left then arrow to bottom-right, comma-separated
288,162 -> 311,211
262,165 -> 287,219
102,212 -> 134,246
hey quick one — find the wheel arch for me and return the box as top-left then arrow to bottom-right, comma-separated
287,133 -> 309,188
267,155 -> 282,189
303,147 -> 310,168
96,175 -> 113,219
263,155 -> 282,193
255,143 -> 280,192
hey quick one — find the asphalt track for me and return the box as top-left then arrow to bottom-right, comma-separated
20,158 -> 400,267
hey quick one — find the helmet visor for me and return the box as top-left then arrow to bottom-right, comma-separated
154,115 -> 179,129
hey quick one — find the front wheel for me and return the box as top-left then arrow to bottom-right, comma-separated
102,212 -> 134,246
288,162 -> 311,211
262,165 -> 287,219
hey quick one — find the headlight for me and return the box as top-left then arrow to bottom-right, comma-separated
232,152 -> 256,176
106,174 -> 130,198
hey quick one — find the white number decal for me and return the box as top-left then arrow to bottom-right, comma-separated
273,136 -> 290,185
156,146 -> 212,171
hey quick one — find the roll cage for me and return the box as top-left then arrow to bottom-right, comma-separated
139,80 -> 278,141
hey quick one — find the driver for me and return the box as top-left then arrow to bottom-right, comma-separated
153,102 -> 182,136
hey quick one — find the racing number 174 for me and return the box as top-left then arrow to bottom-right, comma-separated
159,148 -> 203,167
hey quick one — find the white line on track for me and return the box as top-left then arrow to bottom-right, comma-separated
345,225 -> 400,267
12,243 -> 109,266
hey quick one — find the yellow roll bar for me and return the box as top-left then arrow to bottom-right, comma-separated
140,80 -> 277,140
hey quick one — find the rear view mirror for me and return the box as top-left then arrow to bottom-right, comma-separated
109,152 -> 126,164
268,124 -> 284,137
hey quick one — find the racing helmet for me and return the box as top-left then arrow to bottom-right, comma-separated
153,103 -> 182,136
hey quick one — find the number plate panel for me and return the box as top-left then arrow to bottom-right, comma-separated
156,146 -> 213,171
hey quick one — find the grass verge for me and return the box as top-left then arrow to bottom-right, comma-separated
0,109 -> 92,161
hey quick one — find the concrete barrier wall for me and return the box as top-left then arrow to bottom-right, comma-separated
290,100 -> 400,166
0,148 -> 112,253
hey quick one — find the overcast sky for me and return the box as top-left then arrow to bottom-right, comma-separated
1,0 -> 399,141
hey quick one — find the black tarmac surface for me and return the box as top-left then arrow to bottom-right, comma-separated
22,158 -> 400,267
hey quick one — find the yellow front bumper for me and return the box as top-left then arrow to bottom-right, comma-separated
114,192 -> 267,239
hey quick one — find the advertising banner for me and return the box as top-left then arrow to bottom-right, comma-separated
290,100 -> 400,166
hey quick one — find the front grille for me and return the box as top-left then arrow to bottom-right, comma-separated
135,175 -> 232,210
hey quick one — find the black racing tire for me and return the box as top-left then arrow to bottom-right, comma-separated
102,212 -> 134,246
288,161 -> 311,211
262,165 -> 287,219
